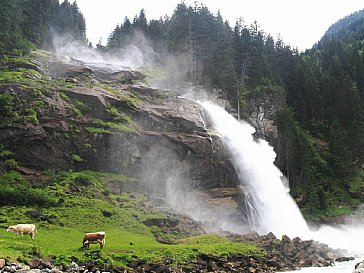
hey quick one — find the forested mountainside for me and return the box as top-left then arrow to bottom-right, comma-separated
1,0 -> 364,219
0,0 -> 85,54
105,3 -> 364,217
323,8 -> 364,41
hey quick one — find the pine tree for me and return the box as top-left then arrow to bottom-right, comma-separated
0,0 -> 33,54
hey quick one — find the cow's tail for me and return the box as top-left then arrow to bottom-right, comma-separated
102,233 -> 106,246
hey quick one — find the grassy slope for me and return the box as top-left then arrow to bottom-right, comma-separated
0,170 -> 262,268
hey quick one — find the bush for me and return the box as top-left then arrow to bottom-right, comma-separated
74,173 -> 92,186
0,172 -> 57,207
5,159 -> 19,170
71,154 -> 83,162
0,93 -> 14,113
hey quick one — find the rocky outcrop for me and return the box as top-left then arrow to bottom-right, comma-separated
0,52 -> 241,222
246,90 -> 284,146
229,232 -> 355,270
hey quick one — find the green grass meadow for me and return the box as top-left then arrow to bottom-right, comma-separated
0,171 -> 262,268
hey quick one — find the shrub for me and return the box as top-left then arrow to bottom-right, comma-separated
21,109 -> 39,125
0,172 -> 57,207
0,93 -> 14,113
0,145 -> 13,158
71,154 -> 83,162
5,159 -> 19,170
74,173 -> 92,186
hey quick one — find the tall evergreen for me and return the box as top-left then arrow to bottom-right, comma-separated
0,0 -> 32,54
22,0 -> 58,47
52,0 -> 86,43
0,0 -> 87,54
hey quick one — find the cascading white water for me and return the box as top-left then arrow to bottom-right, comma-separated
198,100 -> 364,273
200,101 -> 311,238
200,101 -> 364,264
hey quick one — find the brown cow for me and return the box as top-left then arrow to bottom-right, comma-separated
82,231 -> 106,249
6,224 -> 37,240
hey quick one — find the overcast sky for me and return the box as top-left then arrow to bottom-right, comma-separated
74,0 -> 364,51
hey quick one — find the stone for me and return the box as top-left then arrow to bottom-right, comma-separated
42,262 -> 53,270
27,258 -> 43,268
50,268 -> 62,273
266,232 -> 276,240
209,261 -> 218,271
335,256 -> 354,262
70,261 -> 79,271
153,265 -> 165,273
0,259 -> 6,269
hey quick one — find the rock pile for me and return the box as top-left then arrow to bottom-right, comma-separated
228,232 -> 351,269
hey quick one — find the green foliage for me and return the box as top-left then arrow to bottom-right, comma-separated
92,118 -> 136,133
74,99 -> 88,113
47,170 -> 99,186
107,106 -> 119,117
0,0 -> 34,55
66,105 -> 83,118
0,93 -> 17,127
0,0 -> 86,55
0,93 -> 14,111
0,171 -> 57,207
0,0 -> 363,223
73,173 -> 93,186
348,169 -> 364,199
323,9 -> 364,42
4,159 -> 19,170
71,154 -> 84,162
52,0 -> 87,43
0,170 -> 263,266
0,149 -> 13,158
21,108 -> 39,125
84,127 -> 112,134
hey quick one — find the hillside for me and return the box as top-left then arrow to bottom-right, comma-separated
2,0 -> 364,220
323,8 -> 364,41
1,1 -> 364,271
0,50 -> 348,272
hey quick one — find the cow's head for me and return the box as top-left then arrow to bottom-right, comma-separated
6,226 -> 14,232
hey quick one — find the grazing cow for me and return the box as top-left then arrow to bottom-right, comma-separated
6,224 -> 37,240
82,232 -> 106,249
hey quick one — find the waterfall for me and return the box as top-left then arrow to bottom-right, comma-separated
200,101 -> 310,238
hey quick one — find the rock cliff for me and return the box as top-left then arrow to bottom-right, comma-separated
1,51 -> 252,230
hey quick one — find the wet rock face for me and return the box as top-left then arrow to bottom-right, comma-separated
0,54 -> 239,195
246,92 -> 284,146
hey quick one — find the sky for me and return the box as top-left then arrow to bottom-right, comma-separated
73,0 -> 364,52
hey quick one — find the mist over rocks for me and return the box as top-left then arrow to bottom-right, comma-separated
0,51 -> 255,232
